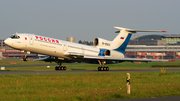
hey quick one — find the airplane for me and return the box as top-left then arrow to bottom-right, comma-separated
4,27 -> 169,71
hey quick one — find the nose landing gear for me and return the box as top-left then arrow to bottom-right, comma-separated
23,53 -> 28,61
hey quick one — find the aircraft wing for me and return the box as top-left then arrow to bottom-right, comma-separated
64,52 -> 169,62
33,56 -> 49,61
33,56 -> 55,62
84,55 -> 169,62
32,53 -> 169,63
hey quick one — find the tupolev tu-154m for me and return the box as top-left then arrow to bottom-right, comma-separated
4,27 -> 169,71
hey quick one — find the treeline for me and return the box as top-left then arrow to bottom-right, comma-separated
78,40 -> 93,45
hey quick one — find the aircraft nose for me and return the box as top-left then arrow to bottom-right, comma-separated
4,38 -> 11,46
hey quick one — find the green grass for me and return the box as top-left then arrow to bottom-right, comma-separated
0,72 -> 180,101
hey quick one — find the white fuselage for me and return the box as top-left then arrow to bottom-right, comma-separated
4,33 -> 125,60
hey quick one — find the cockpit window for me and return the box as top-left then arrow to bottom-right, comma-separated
10,34 -> 20,39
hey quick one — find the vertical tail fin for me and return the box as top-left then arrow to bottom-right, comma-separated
112,27 -> 166,53
112,27 -> 132,53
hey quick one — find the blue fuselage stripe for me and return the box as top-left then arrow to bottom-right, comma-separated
98,49 -> 108,56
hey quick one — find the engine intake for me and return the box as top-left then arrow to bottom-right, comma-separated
94,38 -> 98,46
105,50 -> 110,56
93,38 -> 111,47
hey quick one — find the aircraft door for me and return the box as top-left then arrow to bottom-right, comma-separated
28,35 -> 34,45
81,47 -> 84,54
63,42 -> 67,51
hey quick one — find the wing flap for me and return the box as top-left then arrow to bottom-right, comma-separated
64,52 -> 84,56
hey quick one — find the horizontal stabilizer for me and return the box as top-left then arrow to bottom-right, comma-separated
114,27 -> 167,33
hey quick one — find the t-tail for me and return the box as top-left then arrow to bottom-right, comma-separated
112,27 -> 166,53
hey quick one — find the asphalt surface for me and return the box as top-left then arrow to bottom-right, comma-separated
1,64 -> 180,75
0,63 -> 85,68
0,68 -> 180,75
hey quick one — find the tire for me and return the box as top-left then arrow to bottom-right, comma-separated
106,67 -> 109,71
63,66 -> 67,70
98,67 -> 101,71
23,57 -> 27,61
101,67 -> 103,71
103,67 -> 106,71
55,66 -> 58,70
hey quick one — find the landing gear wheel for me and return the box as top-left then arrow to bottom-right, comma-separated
55,66 -> 58,70
106,67 -> 109,71
63,66 -> 67,70
23,57 -> 27,61
103,67 -> 106,71
98,67 -> 101,71
60,67 -> 63,70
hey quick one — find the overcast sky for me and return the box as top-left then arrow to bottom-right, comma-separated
0,0 -> 180,42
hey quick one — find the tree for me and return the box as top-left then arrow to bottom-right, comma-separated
78,40 -> 83,44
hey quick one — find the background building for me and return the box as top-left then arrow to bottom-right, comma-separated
66,37 -> 76,43
126,34 -> 180,59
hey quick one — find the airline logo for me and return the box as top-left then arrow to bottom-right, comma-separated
35,36 -> 59,44
120,37 -> 124,39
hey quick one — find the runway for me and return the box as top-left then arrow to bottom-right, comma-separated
0,69 -> 180,75
1,63 -> 180,75
0,63 -> 85,68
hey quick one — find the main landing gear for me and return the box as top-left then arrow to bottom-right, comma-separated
55,62 -> 66,70
98,66 -> 109,71
98,60 -> 109,71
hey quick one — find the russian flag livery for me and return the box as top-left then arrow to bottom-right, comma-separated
120,37 -> 124,39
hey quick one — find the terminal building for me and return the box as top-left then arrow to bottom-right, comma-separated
126,35 -> 180,59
